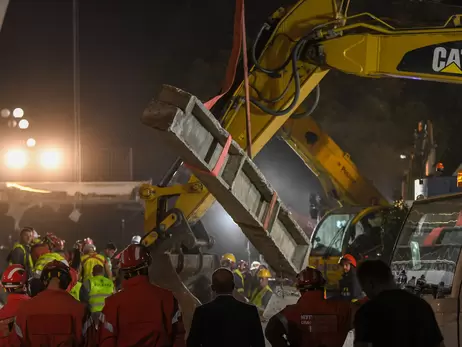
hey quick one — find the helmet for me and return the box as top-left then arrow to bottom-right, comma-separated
131,235 -> 141,244
222,253 -> 236,263
40,259 -> 71,284
296,266 -> 326,290
120,244 -> 151,271
257,268 -> 272,278
250,261 -> 261,270
43,233 -> 65,251
339,254 -> 357,268
105,242 -> 117,251
83,243 -> 96,254
238,260 -> 248,270
1,264 -> 27,289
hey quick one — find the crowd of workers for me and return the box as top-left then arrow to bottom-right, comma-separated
0,226 -> 445,347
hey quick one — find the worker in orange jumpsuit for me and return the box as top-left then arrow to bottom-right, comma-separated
10,260 -> 93,347
0,264 -> 30,346
265,266 -> 352,347
98,244 -> 186,347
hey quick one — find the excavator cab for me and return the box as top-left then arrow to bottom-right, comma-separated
310,205 -> 403,291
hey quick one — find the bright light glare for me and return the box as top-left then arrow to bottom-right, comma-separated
26,138 -> 36,148
0,109 -> 10,118
12,108 -> 24,118
18,119 -> 29,129
5,150 -> 28,169
39,150 -> 61,169
400,154 -> 407,159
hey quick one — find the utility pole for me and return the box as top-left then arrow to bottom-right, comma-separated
73,0 -> 82,182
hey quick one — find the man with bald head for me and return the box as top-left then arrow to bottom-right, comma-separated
186,268 -> 265,347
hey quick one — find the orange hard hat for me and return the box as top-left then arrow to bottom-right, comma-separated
339,254 -> 357,267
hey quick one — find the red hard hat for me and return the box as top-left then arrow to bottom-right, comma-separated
83,237 -> 94,245
1,264 -> 27,288
296,266 -> 326,290
44,233 -> 64,250
120,244 -> 151,271
339,254 -> 357,268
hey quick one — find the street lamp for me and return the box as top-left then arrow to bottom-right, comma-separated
18,119 -> 29,129
26,138 -> 36,148
39,149 -> 61,169
12,108 -> 24,118
5,149 -> 28,169
0,109 -> 10,118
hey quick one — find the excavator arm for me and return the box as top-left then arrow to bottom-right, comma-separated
171,1 -> 462,227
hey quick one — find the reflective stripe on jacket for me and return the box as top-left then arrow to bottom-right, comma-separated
9,243 -> 33,269
250,285 -> 272,308
32,253 -> 65,278
70,281 -> 82,301
81,253 -> 106,281
88,275 -> 114,313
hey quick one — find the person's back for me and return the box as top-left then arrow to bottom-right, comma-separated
354,260 -> 444,347
11,260 -> 90,347
189,295 -> 264,347
98,244 -> 185,347
101,276 -> 178,346
278,291 -> 351,347
187,267 -> 265,347
81,251 -> 106,281
265,267 -> 351,347
355,289 -> 443,347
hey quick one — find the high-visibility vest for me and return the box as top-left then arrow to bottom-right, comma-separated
32,252 -> 65,278
250,285 -> 273,308
233,269 -> 245,293
81,253 -> 106,281
88,275 -> 114,313
70,281 -> 82,301
9,243 -> 33,269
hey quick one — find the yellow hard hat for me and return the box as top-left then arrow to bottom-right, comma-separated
222,253 -> 236,263
257,268 -> 272,278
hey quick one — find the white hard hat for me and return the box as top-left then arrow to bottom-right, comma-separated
83,243 -> 96,254
250,261 -> 261,270
131,235 -> 141,244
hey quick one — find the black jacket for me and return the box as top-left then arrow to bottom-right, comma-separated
339,268 -> 363,300
186,294 -> 265,347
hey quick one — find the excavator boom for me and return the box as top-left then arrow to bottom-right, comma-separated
171,2 -> 462,228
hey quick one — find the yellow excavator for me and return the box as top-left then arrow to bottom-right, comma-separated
138,0 -> 462,333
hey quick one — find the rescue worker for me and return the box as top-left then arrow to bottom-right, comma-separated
7,227 -> 34,272
81,264 -> 114,321
131,235 -> 141,244
98,244 -> 185,347
68,267 -> 82,301
10,260 -> 92,347
80,243 -> 112,282
338,254 -> 363,301
250,268 -> 273,313
221,253 -> 245,294
265,266 -> 352,347
29,238 -> 67,297
101,242 -> 117,279
0,265 -> 30,345
245,261 -> 261,297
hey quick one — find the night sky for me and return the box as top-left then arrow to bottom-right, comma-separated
1,0 -> 462,259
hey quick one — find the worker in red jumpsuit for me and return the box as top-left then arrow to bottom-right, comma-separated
98,244 -> 186,347
265,266 -> 352,347
0,264 -> 30,346
10,260 -> 93,347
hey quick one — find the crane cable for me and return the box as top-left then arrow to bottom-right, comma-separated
241,2 -> 252,158
204,0 -> 253,157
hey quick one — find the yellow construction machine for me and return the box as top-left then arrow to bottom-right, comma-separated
137,0 -> 462,336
